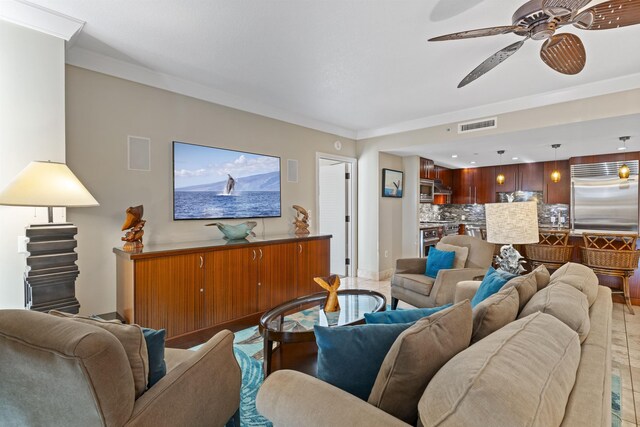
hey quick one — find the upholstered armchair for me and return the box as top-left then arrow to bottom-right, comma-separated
391,235 -> 495,309
0,309 -> 241,426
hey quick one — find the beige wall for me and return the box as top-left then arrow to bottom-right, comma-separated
0,21 -> 66,309
378,153 -> 403,279
65,65 -> 355,315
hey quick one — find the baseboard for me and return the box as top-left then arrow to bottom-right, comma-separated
357,269 -> 379,280
357,268 -> 394,281
379,268 -> 394,281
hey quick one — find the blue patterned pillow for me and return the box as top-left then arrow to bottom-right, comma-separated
315,322 -> 413,400
425,246 -> 456,278
471,267 -> 517,307
142,327 -> 167,387
364,304 -> 453,324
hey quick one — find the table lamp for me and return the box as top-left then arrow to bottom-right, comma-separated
485,201 -> 539,275
0,161 -> 99,313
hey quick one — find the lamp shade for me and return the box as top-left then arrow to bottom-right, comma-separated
485,201 -> 539,245
0,161 -> 99,207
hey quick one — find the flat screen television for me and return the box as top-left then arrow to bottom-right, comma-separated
173,141 -> 281,220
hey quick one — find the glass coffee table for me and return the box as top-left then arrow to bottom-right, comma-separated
259,289 -> 386,377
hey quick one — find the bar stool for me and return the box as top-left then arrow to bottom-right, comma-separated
581,233 -> 639,315
524,229 -> 573,271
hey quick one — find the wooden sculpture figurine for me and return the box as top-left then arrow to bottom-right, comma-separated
121,205 -> 146,251
293,204 -> 310,235
314,275 -> 341,312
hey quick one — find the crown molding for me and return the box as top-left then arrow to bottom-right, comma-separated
0,0 -> 84,41
356,72 -> 640,140
66,47 -> 357,140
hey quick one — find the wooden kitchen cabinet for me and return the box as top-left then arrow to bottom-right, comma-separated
420,158 -> 435,180
437,166 -> 452,188
544,160 -> 570,204
476,166 -> 497,204
496,164 -> 518,193
452,168 -> 477,204
115,235 -> 331,344
519,162 -> 544,192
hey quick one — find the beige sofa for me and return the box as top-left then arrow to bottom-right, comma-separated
256,263 -> 612,427
0,309 -> 241,426
391,235 -> 495,309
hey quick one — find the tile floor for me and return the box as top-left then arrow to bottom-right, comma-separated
342,276 -> 640,426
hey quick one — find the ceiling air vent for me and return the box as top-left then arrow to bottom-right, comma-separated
458,117 -> 498,134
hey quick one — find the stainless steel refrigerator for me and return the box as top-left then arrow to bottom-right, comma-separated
571,160 -> 639,233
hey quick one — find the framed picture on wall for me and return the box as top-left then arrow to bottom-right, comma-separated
382,168 -> 403,198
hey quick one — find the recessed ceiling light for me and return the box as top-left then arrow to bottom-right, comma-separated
470,161 -> 476,164
512,157 -> 519,160
451,154 -> 458,158
618,146 -> 628,151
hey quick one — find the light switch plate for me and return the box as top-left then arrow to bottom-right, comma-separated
17,236 -> 28,254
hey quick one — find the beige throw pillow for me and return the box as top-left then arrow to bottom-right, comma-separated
368,300 -> 472,425
533,264 -> 551,291
500,271 -> 538,312
549,262 -> 599,306
419,312 -> 581,427
435,242 -> 469,269
50,310 -> 149,398
519,283 -> 590,343
471,286 -> 519,343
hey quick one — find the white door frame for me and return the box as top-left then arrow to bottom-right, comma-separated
316,152 -> 357,277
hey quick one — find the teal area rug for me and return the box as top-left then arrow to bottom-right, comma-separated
611,372 -> 622,427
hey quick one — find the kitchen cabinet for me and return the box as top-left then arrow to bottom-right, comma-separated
543,160 -> 570,204
114,235 -> 331,343
452,167 -> 496,204
420,158 -> 434,180
494,163 -> 543,193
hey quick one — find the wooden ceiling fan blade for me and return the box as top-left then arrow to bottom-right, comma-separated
458,39 -> 526,88
540,33 -> 586,75
542,0 -> 592,17
581,0 -> 640,30
428,25 -> 524,41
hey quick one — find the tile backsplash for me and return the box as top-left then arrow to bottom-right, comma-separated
420,202 -> 570,228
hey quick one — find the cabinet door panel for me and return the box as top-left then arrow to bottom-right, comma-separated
296,240 -> 331,297
519,162 -> 544,192
496,164 -> 518,193
451,169 -> 475,204
476,167 -> 496,204
544,160 -> 570,204
258,243 -> 297,311
205,247 -> 257,325
135,253 -> 203,338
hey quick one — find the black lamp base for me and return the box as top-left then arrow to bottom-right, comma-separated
24,223 -> 80,314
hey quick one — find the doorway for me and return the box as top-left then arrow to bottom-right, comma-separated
316,153 -> 356,277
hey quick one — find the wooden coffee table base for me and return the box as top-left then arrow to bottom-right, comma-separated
265,341 -> 318,378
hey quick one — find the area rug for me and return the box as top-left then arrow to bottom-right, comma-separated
611,371 -> 622,427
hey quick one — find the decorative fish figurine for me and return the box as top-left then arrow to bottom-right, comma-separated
205,221 -> 257,240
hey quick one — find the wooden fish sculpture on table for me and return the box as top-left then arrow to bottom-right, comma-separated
205,221 -> 257,240
121,205 -> 146,251
314,275 -> 341,312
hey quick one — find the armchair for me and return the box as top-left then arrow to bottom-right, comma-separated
391,235 -> 494,309
0,309 -> 241,426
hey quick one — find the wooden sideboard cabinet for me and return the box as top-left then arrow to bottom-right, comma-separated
114,234 -> 331,343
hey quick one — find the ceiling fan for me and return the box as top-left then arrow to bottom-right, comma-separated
429,0 -> 640,88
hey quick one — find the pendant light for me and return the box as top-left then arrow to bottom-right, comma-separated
496,150 -> 505,185
550,144 -> 561,183
618,137 -> 631,179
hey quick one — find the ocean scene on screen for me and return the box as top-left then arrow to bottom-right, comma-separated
174,142 -> 281,219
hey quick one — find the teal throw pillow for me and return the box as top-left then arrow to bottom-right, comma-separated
471,267 -> 517,307
315,322 -> 413,400
364,304 -> 453,324
142,327 -> 167,387
425,246 -> 456,278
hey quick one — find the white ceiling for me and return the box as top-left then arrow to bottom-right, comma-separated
16,0 -> 640,139
384,114 -> 640,168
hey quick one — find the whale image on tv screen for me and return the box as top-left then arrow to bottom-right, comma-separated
173,141 -> 281,220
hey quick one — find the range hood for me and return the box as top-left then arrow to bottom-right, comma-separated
434,179 -> 452,195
